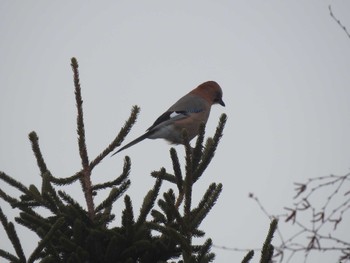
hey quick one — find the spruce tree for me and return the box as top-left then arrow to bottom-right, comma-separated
0,58 -> 276,263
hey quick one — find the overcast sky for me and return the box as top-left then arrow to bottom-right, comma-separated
1,1 -> 350,262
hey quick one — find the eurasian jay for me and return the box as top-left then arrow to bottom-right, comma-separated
112,81 -> 225,155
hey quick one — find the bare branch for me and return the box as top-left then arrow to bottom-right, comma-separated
329,5 -> 350,39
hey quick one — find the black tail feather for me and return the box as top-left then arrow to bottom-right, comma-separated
111,131 -> 151,156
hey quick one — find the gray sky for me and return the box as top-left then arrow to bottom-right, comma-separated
1,1 -> 350,262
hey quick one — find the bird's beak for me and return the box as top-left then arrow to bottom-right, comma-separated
219,98 -> 225,107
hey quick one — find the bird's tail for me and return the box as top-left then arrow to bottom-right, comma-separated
111,131 -> 151,156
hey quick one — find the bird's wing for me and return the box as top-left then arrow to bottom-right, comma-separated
146,106 -> 205,132
146,93 -> 207,131
146,110 -> 188,131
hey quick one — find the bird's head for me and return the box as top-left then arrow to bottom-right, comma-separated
192,81 -> 225,107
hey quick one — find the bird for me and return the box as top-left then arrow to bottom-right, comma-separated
111,81 -> 225,155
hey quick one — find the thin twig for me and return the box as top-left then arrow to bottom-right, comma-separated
329,5 -> 350,39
